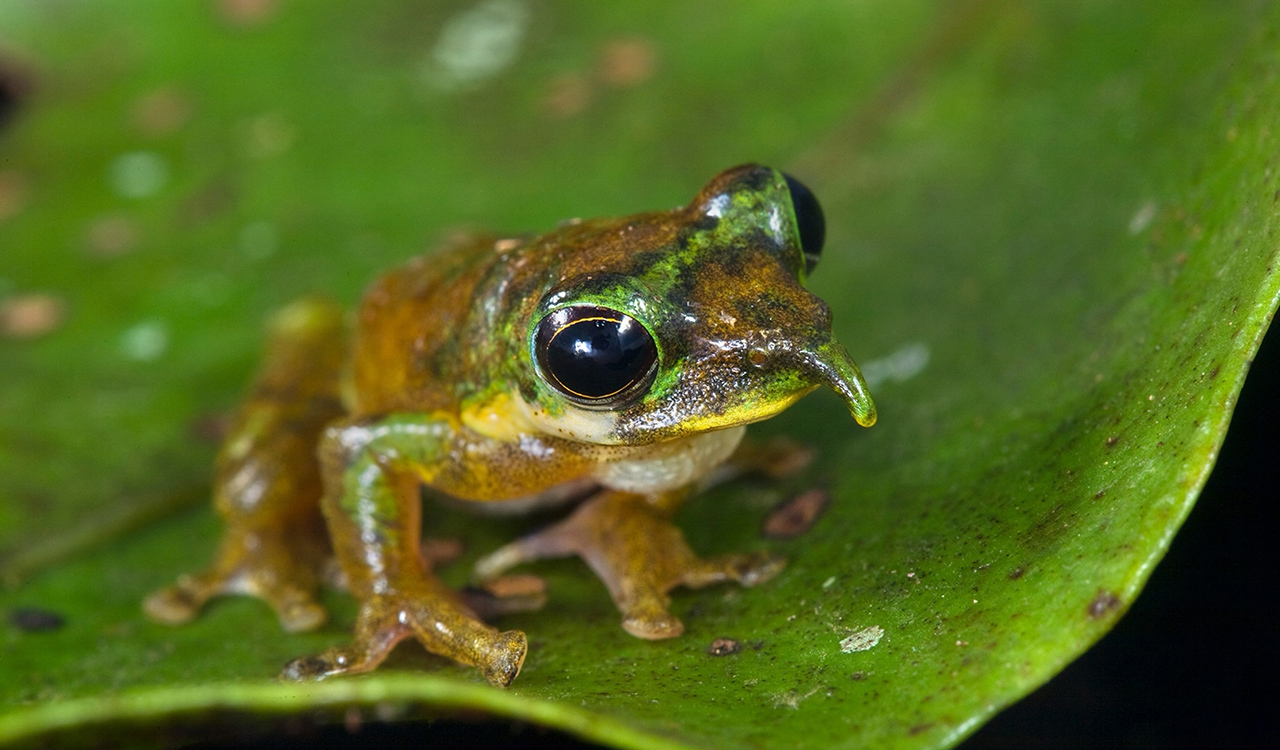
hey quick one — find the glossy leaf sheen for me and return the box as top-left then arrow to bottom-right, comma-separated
2,1 -> 1279,748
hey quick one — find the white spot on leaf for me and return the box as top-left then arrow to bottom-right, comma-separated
426,0 -> 530,92
861,342 -> 930,389
1128,200 -> 1158,234
120,320 -> 169,361
109,151 -> 169,199
840,625 -> 884,653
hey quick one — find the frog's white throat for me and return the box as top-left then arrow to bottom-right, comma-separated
511,390 -> 634,446
505,391 -> 747,495
591,425 -> 746,494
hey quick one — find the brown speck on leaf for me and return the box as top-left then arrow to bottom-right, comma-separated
1174,252 -> 1188,265
598,37 -> 658,87
0,171 -> 29,222
763,488 -> 830,539
1087,589 -> 1122,619
543,71 -> 592,119
1,294 -> 66,339
1105,435 -> 1119,447
134,87 -> 194,136
1008,566 -> 1026,580
908,723 -> 935,736
1093,489 -> 1106,500
217,0 -> 279,27
9,607 -> 65,633
706,637 -> 741,656
850,671 -> 865,680
85,214 -> 140,257
182,179 -> 237,225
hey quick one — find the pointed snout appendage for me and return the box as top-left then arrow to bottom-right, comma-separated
804,341 -> 877,428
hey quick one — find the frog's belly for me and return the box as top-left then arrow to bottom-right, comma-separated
439,477 -> 598,517
441,426 -> 746,515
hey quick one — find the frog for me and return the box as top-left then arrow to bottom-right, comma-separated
143,164 -> 876,687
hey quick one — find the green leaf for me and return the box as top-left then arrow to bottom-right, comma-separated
2,1 -> 1277,748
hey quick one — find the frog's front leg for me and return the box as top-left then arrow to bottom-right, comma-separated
475,489 -> 784,639
280,414 -> 527,687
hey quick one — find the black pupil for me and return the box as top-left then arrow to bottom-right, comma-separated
783,172 -> 825,274
537,307 -> 657,401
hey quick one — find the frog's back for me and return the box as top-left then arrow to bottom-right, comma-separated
350,233 -> 505,417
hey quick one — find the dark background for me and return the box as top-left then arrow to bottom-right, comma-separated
201,327 -> 1277,750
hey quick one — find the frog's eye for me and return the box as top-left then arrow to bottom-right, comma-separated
783,172 -> 826,275
535,306 -> 658,406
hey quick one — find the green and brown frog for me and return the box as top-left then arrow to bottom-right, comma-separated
144,164 -> 876,687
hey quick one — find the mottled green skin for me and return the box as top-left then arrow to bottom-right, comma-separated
146,164 -> 875,688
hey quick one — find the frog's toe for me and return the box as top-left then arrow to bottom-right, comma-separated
279,630 -> 404,682
274,593 -> 328,633
279,643 -> 384,681
473,531 -> 574,581
671,550 -> 785,590
621,603 -> 684,640
143,576 -> 210,625
461,575 -> 549,620
279,652 -> 340,682
477,630 -> 528,687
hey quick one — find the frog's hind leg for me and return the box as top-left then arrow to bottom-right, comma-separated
144,299 -> 348,633
474,490 -> 785,640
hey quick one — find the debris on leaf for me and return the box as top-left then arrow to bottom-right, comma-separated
839,626 -> 884,653
706,637 -> 741,656
763,488 -> 830,539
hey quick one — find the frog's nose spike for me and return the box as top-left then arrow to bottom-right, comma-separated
802,341 -> 877,427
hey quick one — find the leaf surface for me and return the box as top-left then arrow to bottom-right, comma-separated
2,1 -> 1278,748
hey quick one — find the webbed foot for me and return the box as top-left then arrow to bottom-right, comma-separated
144,530 -> 329,633
278,579 -> 527,687
475,491 -> 784,639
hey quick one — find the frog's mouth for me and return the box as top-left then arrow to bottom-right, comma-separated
602,338 -> 877,443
